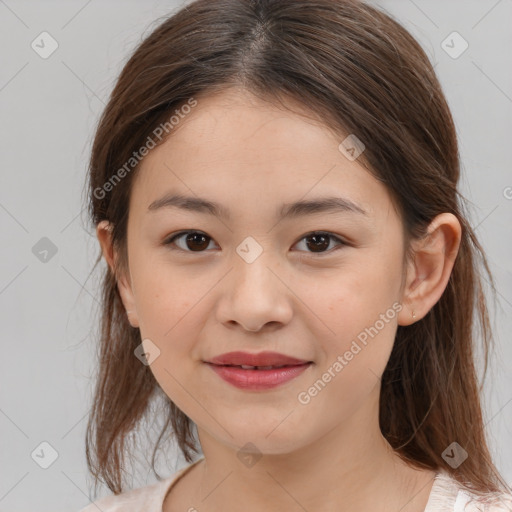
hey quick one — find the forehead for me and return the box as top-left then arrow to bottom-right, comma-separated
131,88 -> 398,224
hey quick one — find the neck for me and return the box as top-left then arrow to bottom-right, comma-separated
190,388 -> 436,512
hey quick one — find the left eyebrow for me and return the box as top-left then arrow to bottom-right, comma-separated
147,193 -> 369,221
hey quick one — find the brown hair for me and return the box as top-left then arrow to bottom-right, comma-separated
84,0 -> 510,500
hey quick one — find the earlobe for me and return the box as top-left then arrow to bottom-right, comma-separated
397,213 -> 462,326
96,220 -> 140,328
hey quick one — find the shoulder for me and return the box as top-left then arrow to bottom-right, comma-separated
76,474 -> 176,512
426,471 -> 512,512
76,458 -> 205,512
461,490 -> 512,512
446,473 -> 512,512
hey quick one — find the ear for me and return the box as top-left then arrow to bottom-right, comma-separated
96,220 -> 140,328
397,213 -> 462,326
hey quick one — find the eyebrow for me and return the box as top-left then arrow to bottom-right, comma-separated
147,193 -> 368,220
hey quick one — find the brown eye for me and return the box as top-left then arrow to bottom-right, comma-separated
304,233 -> 330,252
165,231 -> 214,252
164,230 -> 347,255
293,232 -> 346,255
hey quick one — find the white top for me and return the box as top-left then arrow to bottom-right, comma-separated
78,457 -> 512,512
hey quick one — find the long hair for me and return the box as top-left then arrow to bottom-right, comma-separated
83,0 -> 509,499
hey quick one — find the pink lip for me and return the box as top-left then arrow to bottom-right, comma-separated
205,362 -> 312,390
206,351 -> 310,367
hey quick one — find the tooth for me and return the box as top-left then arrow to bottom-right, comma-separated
238,365 -> 288,370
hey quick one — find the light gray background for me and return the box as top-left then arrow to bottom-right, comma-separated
0,1 -> 511,511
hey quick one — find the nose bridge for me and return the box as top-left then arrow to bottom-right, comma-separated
232,240 -> 276,298
216,238 -> 292,331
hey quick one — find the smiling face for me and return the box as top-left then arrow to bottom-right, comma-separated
102,86 -> 414,455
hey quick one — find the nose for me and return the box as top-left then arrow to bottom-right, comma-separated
216,256 -> 293,333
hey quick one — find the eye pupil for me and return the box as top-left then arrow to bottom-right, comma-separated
186,232 -> 209,251
306,234 -> 329,252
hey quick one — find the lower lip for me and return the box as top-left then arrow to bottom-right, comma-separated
205,362 -> 312,390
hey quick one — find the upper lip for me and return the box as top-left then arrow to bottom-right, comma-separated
205,351 -> 312,367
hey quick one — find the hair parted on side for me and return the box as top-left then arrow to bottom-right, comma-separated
83,0 -> 510,500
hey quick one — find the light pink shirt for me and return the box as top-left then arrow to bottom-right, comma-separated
78,458 -> 512,511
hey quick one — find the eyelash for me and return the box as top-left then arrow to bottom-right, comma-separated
163,230 -> 348,257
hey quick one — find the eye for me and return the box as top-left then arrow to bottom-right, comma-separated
292,231 -> 347,255
164,231 -> 217,252
163,230 -> 348,255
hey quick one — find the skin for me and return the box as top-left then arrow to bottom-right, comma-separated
97,87 -> 462,512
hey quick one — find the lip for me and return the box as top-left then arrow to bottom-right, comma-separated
206,351 -> 311,367
205,362 -> 312,390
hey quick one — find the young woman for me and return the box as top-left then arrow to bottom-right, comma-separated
79,0 -> 512,510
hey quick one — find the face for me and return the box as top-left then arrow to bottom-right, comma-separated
110,87 -> 412,455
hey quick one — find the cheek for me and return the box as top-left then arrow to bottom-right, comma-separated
323,298 -> 398,375
135,276 -> 205,413
323,266 -> 401,329
302,302 -> 398,425
314,258 -> 402,374
131,256 -> 197,336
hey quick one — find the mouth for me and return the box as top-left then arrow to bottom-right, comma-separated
204,362 -> 313,390
205,350 -> 313,368
206,363 -> 310,370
